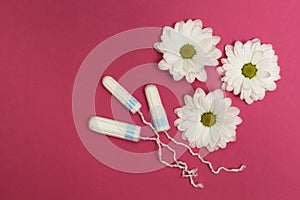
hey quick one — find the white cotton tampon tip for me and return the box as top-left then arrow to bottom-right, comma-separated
145,84 -> 170,132
102,76 -> 141,114
88,116 -> 141,142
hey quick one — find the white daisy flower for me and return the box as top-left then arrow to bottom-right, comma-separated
174,88 -> 242,152
217,38 -> 281,104
154,19 -> 222,83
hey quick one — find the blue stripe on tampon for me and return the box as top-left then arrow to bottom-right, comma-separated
124,101 -> 133,110
161,117 -> 169,126
153,119 -> 159,129
129,96 -> 137,105
154,117 -> 169,130
124,96 -> 137,111
125,124 -> 136,140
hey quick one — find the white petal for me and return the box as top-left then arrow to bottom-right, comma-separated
174,21 -> 183,33
182,60 -> 194,72
153,42 -> 162,52
172,72 -> 184,81
209,126 -> 221,146
195,88 -> 206,96
242,78 -> 251,90
158,59 -> 171,70
174,108 -> 183,117
192,93 -> 201,108
243,40 -> 252,62
169,28 -> 189,45
174,118 -> 182,126
188,110 -> 201,122
256,69 -> 271,78
211,100 -> 226,116
202,127 -> 210,146
193,46 -> 215,66
177,120 -> 192,131
220,124 -> 236,138
185,73 -> 196,83
194,124 -> 204,148
217,139 -> 227,149
234,116 -> 242,125
225,45 -> 235,58
195,70 -> 207,82
212,89 -> 224,99
216,66 -> 225,75
163,52 -> 179,64
186,124 -> 200,145
184,95 -> 194,107
199,95 -> 211,111
188,59 -> 204,71
244,95 -> 254,104
232,76 -> 244,95
234,41 -> 247,63
226,84 -> 234,91
226,106 -> 240,116
224,97 -> 232,107
251,51 -> 263,65
257,77 -> 277,91
250,77 -> 265,95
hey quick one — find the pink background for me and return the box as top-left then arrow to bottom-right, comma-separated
1,0 -> 300,199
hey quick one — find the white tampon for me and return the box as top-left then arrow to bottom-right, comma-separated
145,84 -> 170,132
88,116 -> 141,142
102,76 -> 141,114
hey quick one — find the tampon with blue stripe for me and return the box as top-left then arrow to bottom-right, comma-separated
102,76 -> 141,114
88,116 -> 141,142
145,84 -> 170,132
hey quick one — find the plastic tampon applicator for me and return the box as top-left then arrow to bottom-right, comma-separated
89,116 -> 141,142
145,85 -> 170,132
102,76 -> 141,114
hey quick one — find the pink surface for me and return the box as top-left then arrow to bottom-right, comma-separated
1,0 -> 300,199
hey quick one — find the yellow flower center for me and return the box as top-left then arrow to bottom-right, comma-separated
180,44 -> 196,59
200,112 -> 216,127
242,63 -> 257,79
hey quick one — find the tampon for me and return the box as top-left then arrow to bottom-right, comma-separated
145,84 -> 170,132
102,76 -> 141,114
88,116 -> 141,142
